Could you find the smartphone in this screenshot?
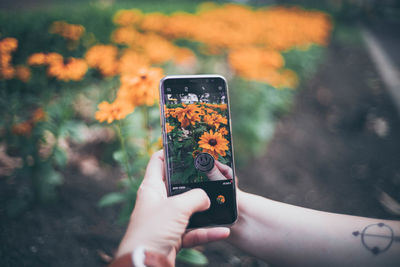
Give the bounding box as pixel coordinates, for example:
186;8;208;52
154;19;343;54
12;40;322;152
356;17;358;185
159;75;237;228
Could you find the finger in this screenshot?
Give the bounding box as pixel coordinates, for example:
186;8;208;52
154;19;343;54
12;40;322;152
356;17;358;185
206;165;228;181
142;150;165;185
182;227;230;248
169;188;210;215
215;160;233;179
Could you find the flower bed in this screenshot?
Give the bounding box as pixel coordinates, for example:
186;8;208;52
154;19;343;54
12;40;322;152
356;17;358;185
0;0;332;221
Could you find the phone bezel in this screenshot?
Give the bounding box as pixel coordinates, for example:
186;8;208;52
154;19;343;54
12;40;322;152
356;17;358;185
159;74;238;228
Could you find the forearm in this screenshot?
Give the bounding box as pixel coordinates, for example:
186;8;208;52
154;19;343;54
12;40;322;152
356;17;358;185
229;191;400;267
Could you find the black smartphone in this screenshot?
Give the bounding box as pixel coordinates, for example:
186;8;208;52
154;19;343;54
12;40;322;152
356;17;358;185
159;75;237;228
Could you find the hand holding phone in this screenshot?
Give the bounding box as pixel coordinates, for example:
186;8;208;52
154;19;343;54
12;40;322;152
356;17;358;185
160;75;238;228
115;150;230;261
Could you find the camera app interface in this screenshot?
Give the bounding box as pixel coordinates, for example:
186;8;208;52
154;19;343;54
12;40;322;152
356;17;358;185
162;77;236;226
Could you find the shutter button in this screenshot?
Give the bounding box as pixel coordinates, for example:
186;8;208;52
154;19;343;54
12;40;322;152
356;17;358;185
194;153;214;172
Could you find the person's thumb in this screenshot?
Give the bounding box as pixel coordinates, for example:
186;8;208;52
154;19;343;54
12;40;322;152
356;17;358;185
169;188;210;216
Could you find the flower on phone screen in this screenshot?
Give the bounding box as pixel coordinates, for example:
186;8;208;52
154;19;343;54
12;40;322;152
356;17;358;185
198;130;229;160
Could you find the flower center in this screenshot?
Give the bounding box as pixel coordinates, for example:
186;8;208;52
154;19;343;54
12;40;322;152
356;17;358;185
112;107;121;114
208;139;217;146
140;74;147;80
63;57;71;65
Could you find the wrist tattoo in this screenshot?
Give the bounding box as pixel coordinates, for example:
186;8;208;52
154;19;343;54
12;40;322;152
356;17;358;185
352;223;399;255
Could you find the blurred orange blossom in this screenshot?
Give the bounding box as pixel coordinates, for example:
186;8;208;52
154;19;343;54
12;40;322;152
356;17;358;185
85;45;119;77
49;21;85;41
95;100;134;124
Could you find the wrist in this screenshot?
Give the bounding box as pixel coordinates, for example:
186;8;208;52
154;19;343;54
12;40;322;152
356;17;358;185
229;190;252;243
110;248;173;267
229;190;278;247
115;228;154;259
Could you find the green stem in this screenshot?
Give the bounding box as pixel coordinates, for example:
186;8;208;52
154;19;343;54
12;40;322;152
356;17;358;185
116;121;133;183
142;106;151;155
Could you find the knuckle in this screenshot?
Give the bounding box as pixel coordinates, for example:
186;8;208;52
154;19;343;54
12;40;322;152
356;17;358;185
196;189;210;205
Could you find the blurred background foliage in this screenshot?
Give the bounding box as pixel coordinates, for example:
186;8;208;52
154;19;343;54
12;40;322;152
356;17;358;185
0;0;332;209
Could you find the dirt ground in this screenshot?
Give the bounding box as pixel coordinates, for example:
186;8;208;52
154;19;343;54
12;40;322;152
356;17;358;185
1;28;400;266
200;28;400;266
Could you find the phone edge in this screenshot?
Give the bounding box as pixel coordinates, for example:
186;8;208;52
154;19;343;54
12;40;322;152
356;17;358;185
159;74;238;228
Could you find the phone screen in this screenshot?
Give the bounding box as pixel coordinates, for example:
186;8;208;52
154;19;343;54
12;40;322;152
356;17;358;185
160;75;237;228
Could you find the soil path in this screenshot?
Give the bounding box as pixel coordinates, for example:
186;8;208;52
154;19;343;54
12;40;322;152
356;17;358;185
237;40;400;219
201;34;400;266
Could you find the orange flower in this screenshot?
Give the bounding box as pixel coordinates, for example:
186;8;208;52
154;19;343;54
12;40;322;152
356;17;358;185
218;127;228;136
32;108;46;122
118;67;163;106
172;104;204;128
140;12;169;33
198;130;229;160
203;113;227;129
46;53;63;64
132;4;332;88
205;103;227;111
27;52;64;67
47;56;88;81
218;104;227;111
165;122;174;133
49;21;85;41
113;9;143;26
0;65;15;79
0;37;18;80
27;53;47;66
0;38;18;54
12;121;33;136
85;45;119;77
138;34;176;64
173;47;197;66
197;105;216;115
228;47;299;88
228;47;285;83
165;106;176;118
95;100;134;123
15;65;31;82
278;69;299;89
192;149;200;159
12;107;46;136
1;53;12;67
118;49;149;75
111;26;142;45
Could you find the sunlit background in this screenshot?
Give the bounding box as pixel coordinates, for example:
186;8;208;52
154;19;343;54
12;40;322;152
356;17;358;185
1;0;400;266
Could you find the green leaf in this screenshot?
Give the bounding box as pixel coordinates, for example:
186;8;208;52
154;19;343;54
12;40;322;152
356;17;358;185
193;125;206;134
177;249;208;266
171;171;183;183
98;192;126;207
35;165;63;203
65;121;85;143
132;155;149;170
113;150;125;164
182;166;196;182
44;168;63;185
53;147;68;167
218;156;228;165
